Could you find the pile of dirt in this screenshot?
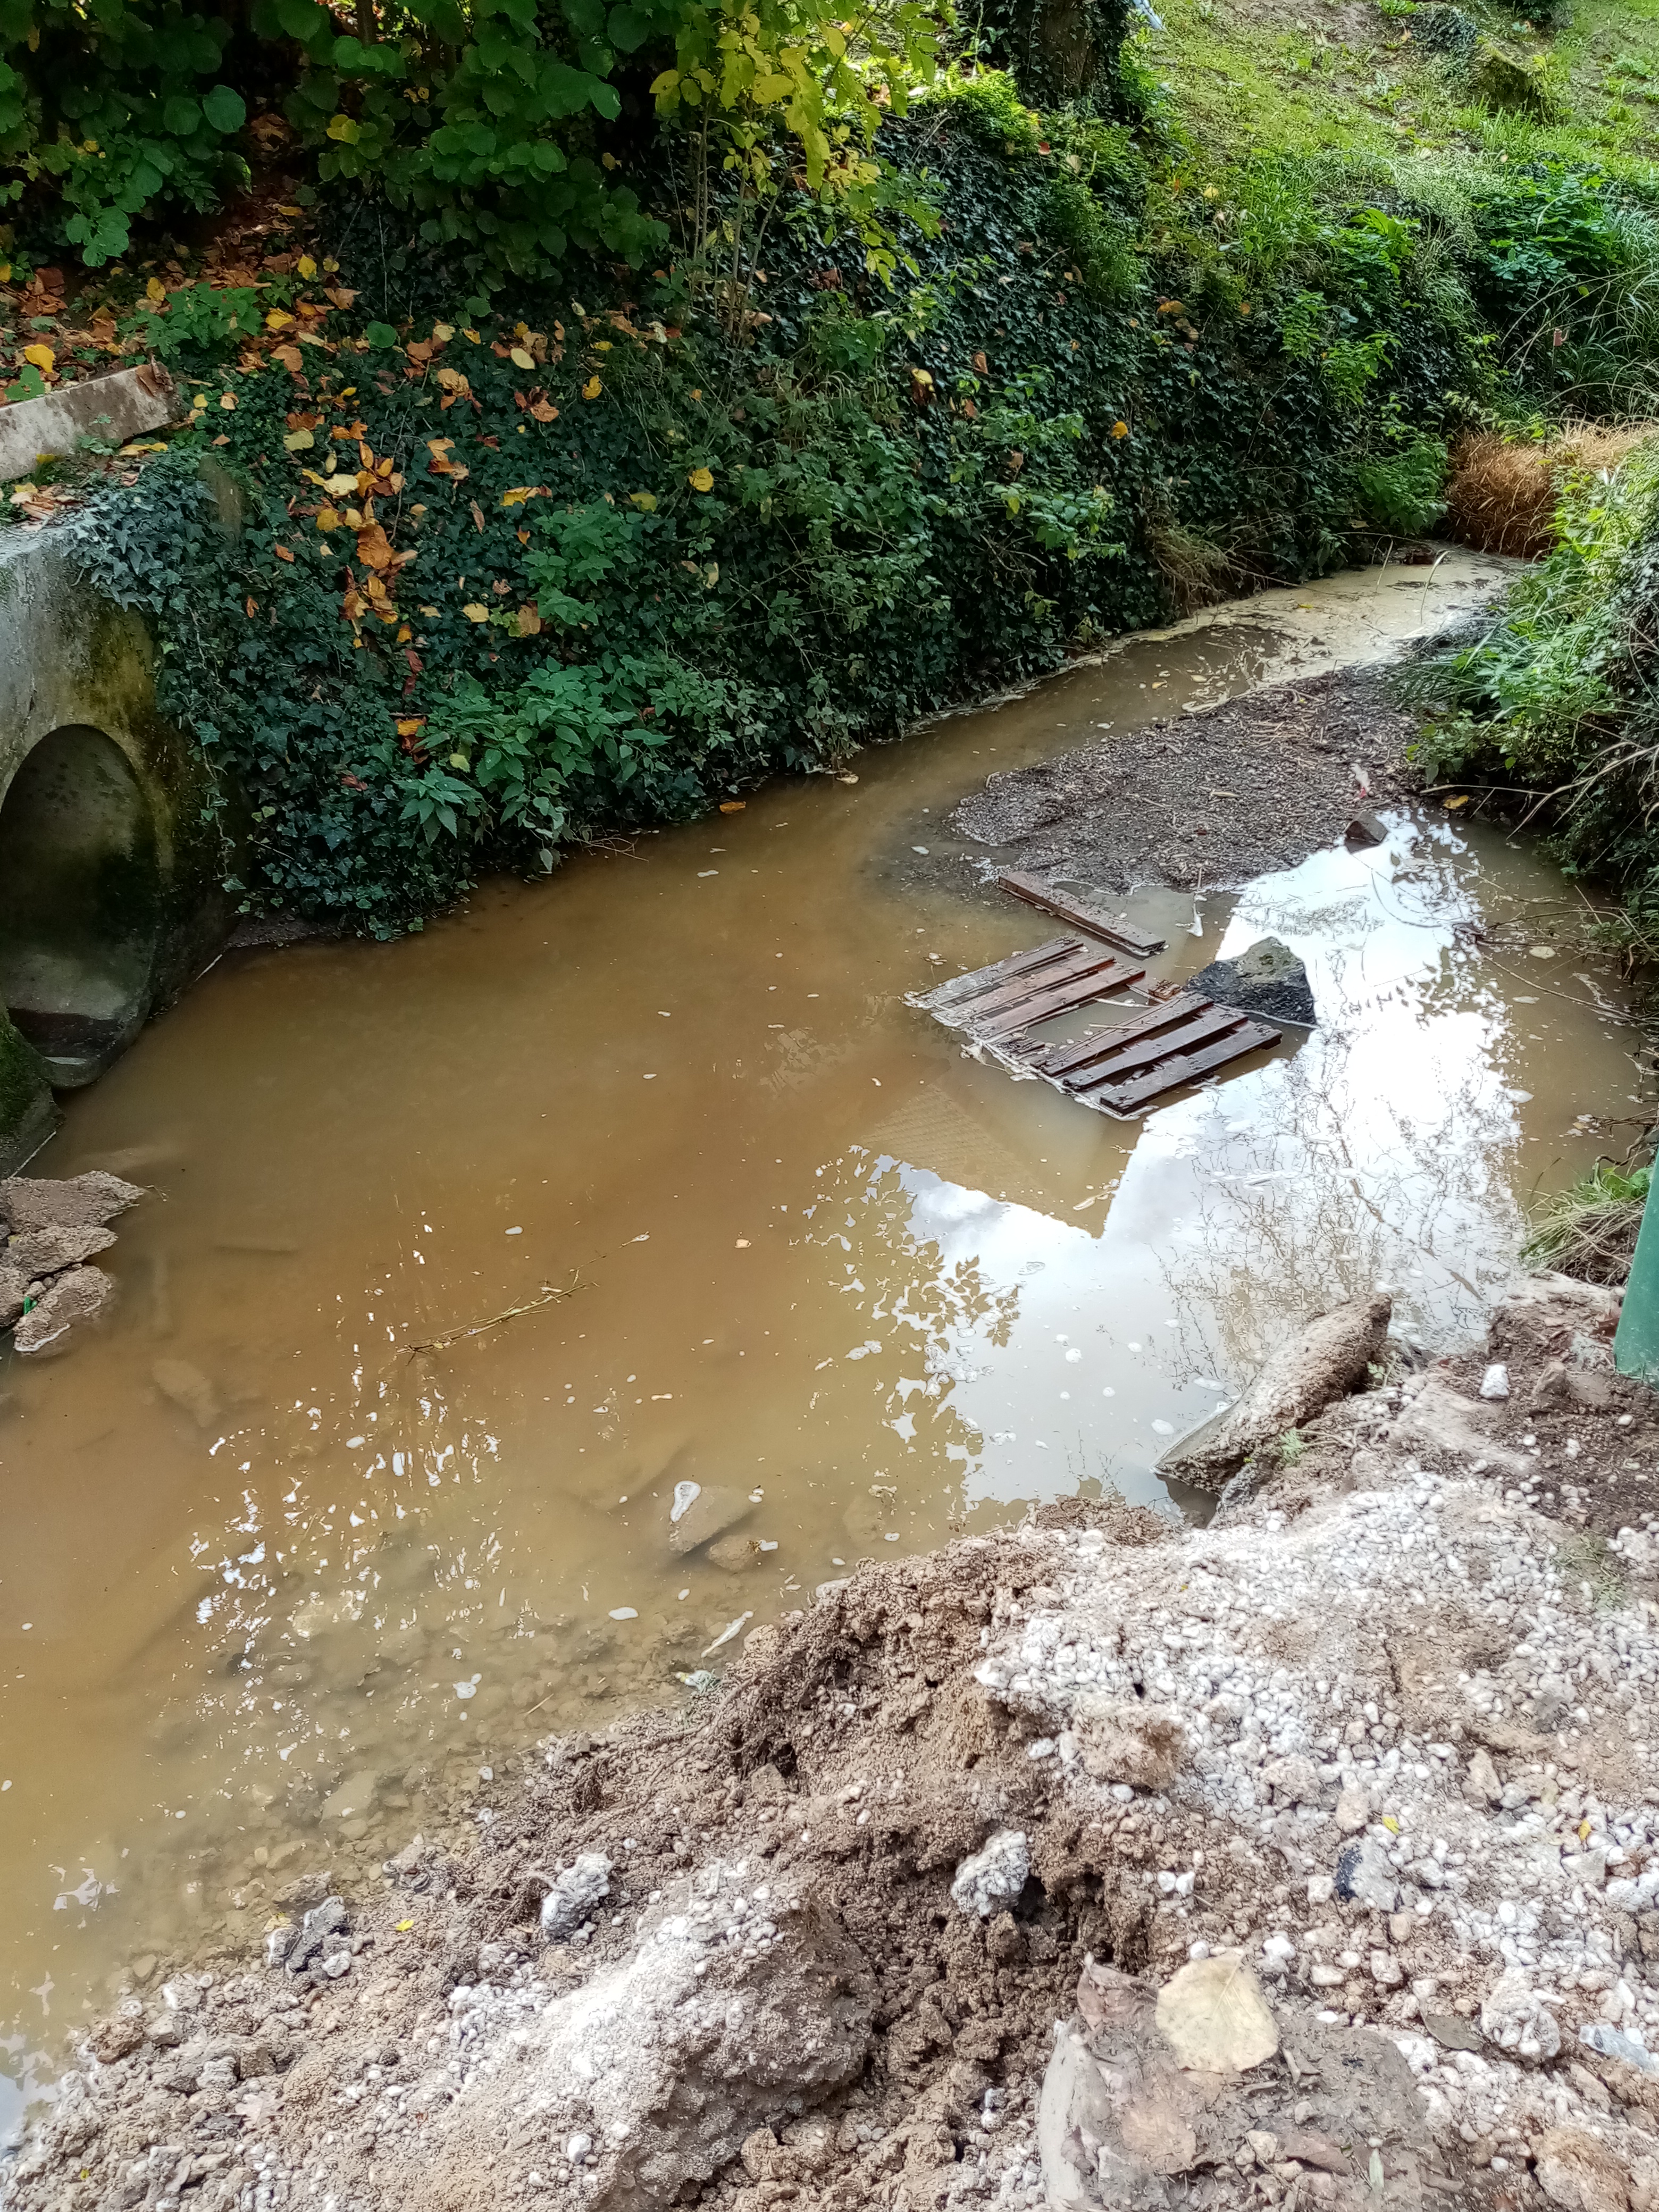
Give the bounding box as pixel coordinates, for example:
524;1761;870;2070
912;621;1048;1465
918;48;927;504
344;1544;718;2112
948;666;1419;896
11;1276;1659;2212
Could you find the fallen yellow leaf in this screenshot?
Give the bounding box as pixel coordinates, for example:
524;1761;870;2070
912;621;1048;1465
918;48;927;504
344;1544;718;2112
396;718;425;738
266;309;295;331
719;800;745;813
500;486;540;507
297;255;316;279
283;429;314;451
22;342;54;371
317;507;339;530
146;277;166;304
462;602;489;621
629;491;658;512
510;346;535;370
582;375;602;399
396;1919;415;1933
688;466;713;492
220;392;237;409
433;321;455;342
1111;420;1129;439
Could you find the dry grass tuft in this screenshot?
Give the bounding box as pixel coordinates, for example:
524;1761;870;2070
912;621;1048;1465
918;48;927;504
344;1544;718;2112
1145;514;1237;611
1445;424;1659;558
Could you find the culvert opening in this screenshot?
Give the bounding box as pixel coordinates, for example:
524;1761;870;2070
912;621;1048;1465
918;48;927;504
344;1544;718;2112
0;725;162;1086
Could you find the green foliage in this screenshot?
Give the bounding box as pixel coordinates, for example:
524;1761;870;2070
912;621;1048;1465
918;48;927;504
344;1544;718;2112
1406;433;1659;940
1522;1159;1651;1284
1354;437;1447;535
0;0;248;263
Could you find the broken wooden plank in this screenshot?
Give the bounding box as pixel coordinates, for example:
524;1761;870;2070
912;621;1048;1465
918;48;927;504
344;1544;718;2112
923;935;1088;1012
1061;1003;1253;1090
974;958;1146;1042
1085;1019;1282;1115
999;871;1167;957
1031;992;1211;1078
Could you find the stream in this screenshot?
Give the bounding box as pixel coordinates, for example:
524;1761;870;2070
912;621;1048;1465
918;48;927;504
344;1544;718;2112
1;553;1650;2115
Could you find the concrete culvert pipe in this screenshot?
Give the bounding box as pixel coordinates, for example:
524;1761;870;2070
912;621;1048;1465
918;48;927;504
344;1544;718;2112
0;723;163;1085
0;524;232;1164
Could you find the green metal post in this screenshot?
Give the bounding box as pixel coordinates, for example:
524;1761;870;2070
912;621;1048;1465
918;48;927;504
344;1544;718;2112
1616;1188;1659;1383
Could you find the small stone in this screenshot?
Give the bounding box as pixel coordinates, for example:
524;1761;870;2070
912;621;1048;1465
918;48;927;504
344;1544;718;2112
1578;2020;1659;2075
1262;1755;1323;1809
1465;1748;1501;1806
567;2133;593;2166
1333;1786;1370;1836
87;2013;145;2064
1562;1849;1607;1889
951;1830;1029;1919
263;1925;297;1970
1423;2010;1485;2053
1388;1912;1415;1946
1344;816;1386;849
1333;1838;1400;1913
1306;1875;1335;1906
1479;1363;1510;1401
1481;1968;1561;2063
540;1853;612;1941
1370;1949;1403;1987
707;1533;763;1572
319;1770;380;1825
1565;1371;1614;1413
667;1483;753;1556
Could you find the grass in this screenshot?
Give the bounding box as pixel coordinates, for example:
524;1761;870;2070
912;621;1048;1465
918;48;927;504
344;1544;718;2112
1522;1161;1652;1281
1137;0;1659;176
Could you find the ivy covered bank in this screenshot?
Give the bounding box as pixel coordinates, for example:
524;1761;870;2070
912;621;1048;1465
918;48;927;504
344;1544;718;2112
4;0;1659;935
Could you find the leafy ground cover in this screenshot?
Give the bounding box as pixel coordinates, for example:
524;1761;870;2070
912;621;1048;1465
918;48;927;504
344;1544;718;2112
4;0;1659;933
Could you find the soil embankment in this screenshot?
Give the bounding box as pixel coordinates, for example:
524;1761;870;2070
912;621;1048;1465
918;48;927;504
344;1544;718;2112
13;1272;1659;2212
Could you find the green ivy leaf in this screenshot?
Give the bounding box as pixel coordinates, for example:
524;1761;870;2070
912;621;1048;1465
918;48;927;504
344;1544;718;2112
364;321;399;347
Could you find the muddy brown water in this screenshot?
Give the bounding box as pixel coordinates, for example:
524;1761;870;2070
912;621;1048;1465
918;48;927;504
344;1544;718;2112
1;555;1649;2113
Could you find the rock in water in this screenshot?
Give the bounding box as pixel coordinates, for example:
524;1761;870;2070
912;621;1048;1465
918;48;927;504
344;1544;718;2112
0;1171;145;1231
152;1358;221;1427
12;1265;115;1354
1187;935;1316;1026
5;1224;116;1274
667;1482;754;1556
1159;1294;1391;1487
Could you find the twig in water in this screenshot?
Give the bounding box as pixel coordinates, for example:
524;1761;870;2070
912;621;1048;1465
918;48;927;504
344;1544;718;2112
408;1273;580;1355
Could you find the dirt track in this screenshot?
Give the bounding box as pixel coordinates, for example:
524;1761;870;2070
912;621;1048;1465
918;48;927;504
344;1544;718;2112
12;1269;1659;2212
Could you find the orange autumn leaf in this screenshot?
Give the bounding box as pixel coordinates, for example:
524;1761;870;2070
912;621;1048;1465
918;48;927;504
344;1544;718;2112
356;522;396;571
273;544;295;562
530;399;559;423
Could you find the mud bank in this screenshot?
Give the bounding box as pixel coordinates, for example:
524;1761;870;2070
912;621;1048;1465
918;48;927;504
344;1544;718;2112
12;1271;1659;2212
948;664;1418;899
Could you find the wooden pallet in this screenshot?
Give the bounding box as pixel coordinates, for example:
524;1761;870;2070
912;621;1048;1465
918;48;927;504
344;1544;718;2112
1034;992;1281;1116
911;956;1281;1118
915;935;1145;1045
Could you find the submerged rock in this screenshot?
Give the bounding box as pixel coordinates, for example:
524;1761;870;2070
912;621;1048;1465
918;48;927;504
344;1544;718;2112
1187;934;1317;1027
